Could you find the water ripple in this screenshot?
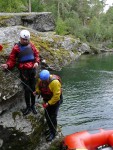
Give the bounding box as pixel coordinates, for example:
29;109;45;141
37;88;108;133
58;53;113;135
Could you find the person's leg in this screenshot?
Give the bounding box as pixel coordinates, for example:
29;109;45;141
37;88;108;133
23;85;31;115
29;68;37;114
20;70;31;115
30;91;37;114
24;85;31;108
45;101;61;141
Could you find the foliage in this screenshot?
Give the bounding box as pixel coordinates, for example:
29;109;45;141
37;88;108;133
31;0;44;12
55;17;68;35
0;0;27;12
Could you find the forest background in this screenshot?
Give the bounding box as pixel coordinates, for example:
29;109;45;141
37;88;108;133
0;0;113;48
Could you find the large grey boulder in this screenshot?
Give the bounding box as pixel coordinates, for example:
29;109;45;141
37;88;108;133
0;12;55;32
0;25;87;111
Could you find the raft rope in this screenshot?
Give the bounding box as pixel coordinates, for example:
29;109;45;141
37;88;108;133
36;97;64;137
44;107;64;137
0;65;34;93
0;65;64;137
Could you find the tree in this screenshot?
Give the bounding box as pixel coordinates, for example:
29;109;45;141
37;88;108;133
0;0;28;12
55;17;68;35
28;0;31;12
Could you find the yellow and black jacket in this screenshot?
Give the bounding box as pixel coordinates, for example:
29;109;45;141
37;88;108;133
36;75;62;105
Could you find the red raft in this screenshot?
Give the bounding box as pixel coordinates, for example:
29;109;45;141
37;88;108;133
62;129;113;150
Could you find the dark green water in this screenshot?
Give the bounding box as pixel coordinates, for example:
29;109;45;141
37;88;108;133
58;53;113;136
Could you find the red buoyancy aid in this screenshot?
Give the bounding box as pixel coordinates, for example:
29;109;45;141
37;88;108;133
39;75;62;102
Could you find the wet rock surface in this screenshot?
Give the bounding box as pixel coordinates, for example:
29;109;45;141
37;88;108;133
0;98;63;150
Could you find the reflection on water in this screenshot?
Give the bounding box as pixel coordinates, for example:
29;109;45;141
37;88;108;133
58;53;113;135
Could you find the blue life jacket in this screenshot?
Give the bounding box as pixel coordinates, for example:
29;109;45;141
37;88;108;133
18;44;35;62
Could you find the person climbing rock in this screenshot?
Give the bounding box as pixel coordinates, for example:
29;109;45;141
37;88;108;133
34;69;63;141
1;29;40;116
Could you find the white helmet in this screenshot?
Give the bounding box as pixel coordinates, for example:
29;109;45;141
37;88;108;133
20;30;30;39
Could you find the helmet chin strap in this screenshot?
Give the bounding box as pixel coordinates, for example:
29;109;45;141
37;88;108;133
21;42;29;46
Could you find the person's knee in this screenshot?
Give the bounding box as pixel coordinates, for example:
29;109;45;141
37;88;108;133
24;86;30;93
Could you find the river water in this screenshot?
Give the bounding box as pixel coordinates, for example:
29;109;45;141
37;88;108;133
58;53;113;136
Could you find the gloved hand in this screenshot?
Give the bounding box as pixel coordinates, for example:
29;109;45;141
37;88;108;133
1;64;8;69
33;91;36;96
33;62;38;68
42;103;49;108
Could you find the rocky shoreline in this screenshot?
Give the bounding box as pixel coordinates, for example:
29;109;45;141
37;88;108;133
0;12;111;150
